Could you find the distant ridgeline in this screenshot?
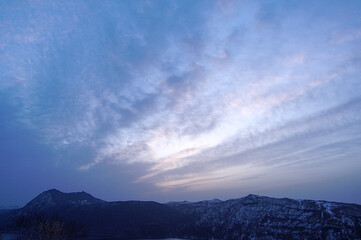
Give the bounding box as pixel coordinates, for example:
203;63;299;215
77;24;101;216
0;189;361;239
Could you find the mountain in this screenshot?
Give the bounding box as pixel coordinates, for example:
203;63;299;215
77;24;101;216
4;189;189;239
21;189;105;213
168;194;361;239
1;190;361;239
58;200;190;239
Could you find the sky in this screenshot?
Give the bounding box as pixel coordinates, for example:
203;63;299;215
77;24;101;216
1;0;361;207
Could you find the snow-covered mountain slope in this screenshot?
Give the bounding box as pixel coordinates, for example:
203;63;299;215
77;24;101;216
3;190;361;239
22;189;105;212
168;194;361;239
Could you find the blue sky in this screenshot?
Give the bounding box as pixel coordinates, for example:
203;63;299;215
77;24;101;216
1;0;361;207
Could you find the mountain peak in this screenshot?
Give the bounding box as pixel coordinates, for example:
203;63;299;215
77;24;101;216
245;193;259;198
245;193;265;198
46;188;61;192
44;189;62;194
22;189;105;212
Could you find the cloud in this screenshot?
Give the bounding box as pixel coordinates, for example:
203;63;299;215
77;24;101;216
1;0;361;199
137;94;361;186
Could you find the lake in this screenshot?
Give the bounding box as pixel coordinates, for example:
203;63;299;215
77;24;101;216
1;233;190;240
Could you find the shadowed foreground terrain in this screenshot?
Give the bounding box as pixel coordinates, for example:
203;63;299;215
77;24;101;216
0;189;360;239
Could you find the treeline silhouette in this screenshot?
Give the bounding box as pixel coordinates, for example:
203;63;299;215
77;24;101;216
11;214;86;240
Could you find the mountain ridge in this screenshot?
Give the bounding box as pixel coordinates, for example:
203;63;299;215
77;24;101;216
19;189;361;207
1;189;360;239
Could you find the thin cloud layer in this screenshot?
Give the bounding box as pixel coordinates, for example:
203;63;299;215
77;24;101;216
1;0;361;203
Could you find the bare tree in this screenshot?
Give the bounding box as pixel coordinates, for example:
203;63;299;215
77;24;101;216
12;216;85;240
38;220;65;240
